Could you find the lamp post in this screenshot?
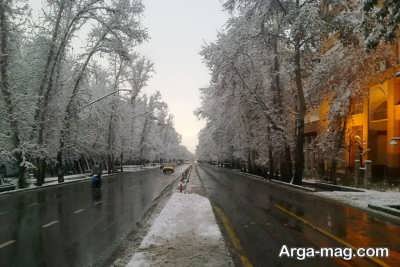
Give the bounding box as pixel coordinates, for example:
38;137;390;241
56;89;132;183
78;89;132;112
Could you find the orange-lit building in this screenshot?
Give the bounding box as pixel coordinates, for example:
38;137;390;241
304;1;400;181
304;52;400;180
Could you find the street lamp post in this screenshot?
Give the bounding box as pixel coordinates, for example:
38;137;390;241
57;89;132;184
78;89;132;112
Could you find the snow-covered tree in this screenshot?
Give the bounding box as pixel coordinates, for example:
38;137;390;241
363;0;400;48
0;0;190;187
196;0;397;184
0;0;31;186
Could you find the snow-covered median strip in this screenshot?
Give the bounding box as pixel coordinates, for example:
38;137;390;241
126;193;233;267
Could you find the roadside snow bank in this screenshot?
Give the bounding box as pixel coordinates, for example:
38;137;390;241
126;193;233;267
316;190;400;210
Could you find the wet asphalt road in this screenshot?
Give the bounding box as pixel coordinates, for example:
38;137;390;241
0;166;187;267
196;164;400;267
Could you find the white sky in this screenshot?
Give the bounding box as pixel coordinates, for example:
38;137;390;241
139;0;228;152
29;0;228;153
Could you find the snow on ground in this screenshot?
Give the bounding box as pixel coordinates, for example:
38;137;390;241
8;164;161;189
124;165;161;172
126;191;233;267
316;189;400;210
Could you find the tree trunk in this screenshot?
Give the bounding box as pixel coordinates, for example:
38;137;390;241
292;0;306;185
139;115;150;161
55;149;64;182
329;119;347;184
120;152;123;172
34;0;65;143
285;145;293;178
35;2;66;185
248;150;256;174
280;145;292;182
106;58;124;174
269;25;293;182
36;0;94;143
293;38;306;185
107;154;113;174
36;158;46;185
329;159;338;184
266;126;274;179
268;147;274;179
56;31;108;181
318;158;326;179
107;111;115;174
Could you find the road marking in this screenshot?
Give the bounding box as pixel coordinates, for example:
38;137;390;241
41;220;59;228
213;205;254;267
274;204;391;267
94;201;103;206
0;240;16;249
73;208;85;214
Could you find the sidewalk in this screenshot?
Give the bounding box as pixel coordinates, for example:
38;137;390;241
126;169;233;267
316;189;400;209
315;189;400;220
18;165;160;189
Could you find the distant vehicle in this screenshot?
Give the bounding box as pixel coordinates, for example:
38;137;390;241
162;164;175;175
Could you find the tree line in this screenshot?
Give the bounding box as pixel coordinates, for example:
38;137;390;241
0;0;191;187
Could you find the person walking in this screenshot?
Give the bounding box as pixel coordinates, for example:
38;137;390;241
91;162;102;201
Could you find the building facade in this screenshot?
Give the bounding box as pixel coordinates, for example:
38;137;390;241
304;52;400;181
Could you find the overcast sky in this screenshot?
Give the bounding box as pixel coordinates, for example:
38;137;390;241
29;0;228;153
139;0;228;152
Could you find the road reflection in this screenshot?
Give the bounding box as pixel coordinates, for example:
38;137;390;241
198;164;399;267
0;166;186;267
